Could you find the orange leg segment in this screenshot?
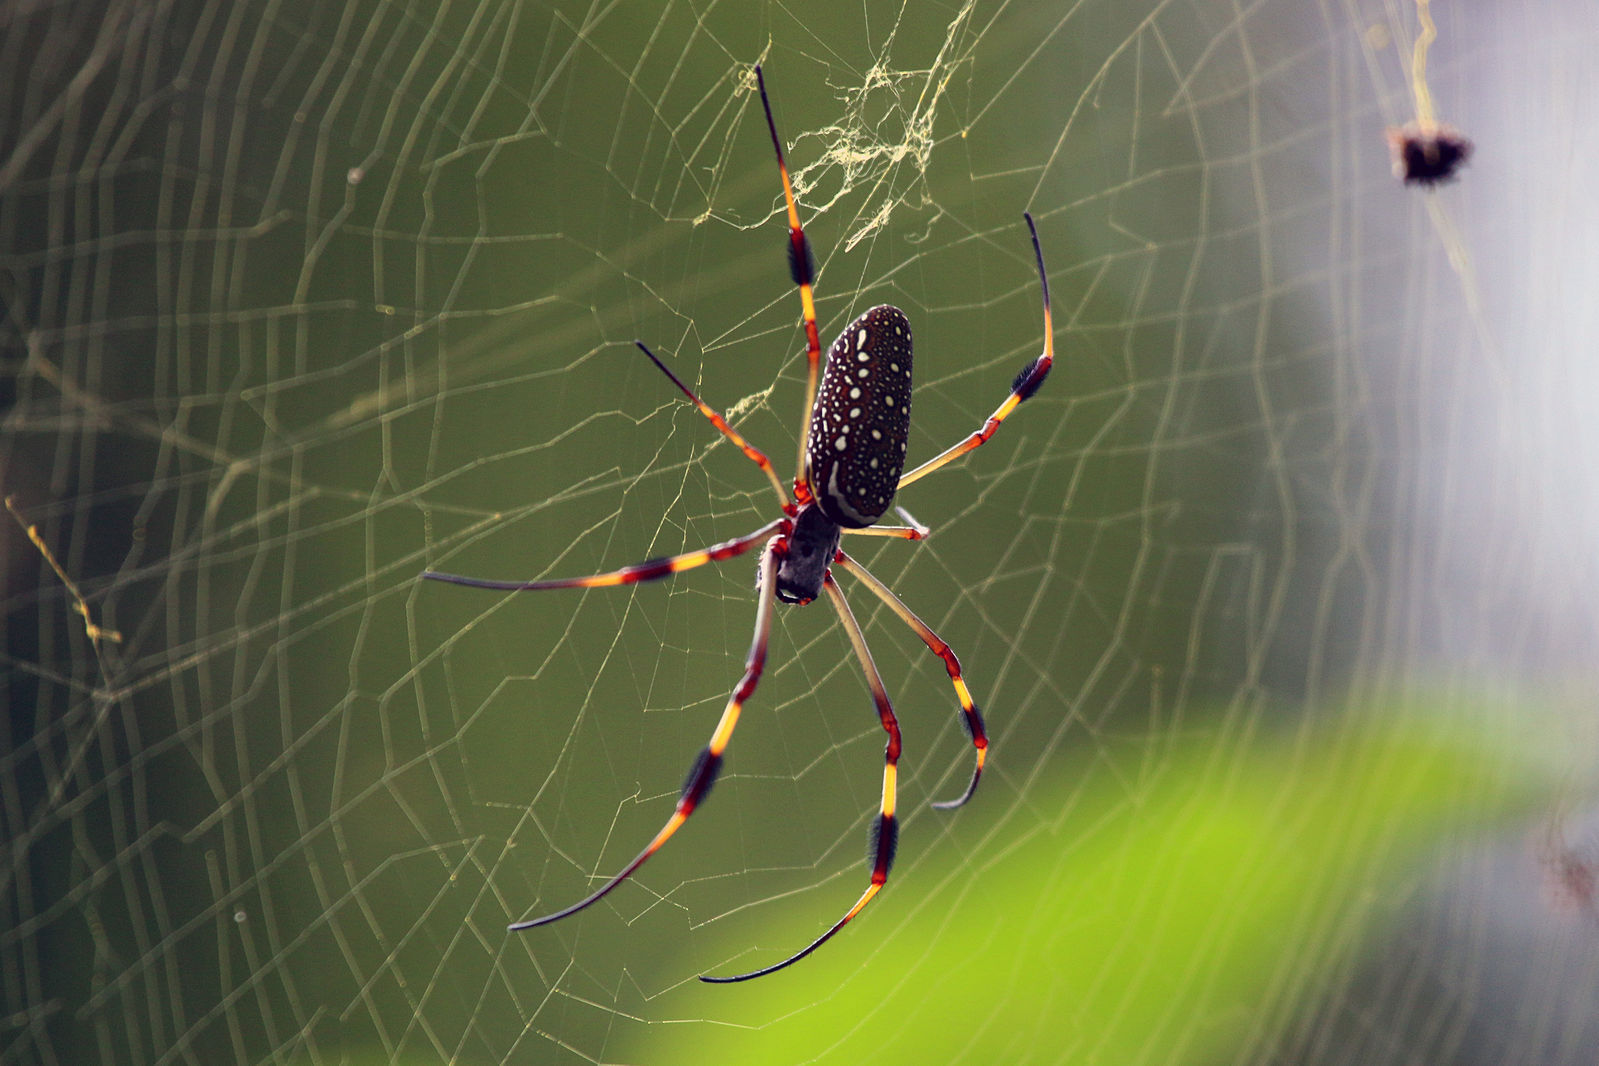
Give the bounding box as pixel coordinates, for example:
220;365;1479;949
636;341;791;507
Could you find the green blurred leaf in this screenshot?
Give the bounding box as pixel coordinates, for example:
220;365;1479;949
633;700;1545;1064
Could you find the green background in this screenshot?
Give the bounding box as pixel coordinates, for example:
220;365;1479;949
4;1;1596;1063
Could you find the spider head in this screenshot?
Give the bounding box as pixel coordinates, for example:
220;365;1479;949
774;503;841;604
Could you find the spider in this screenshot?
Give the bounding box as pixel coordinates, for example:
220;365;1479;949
423;65;1054;982
1385;120;1472;185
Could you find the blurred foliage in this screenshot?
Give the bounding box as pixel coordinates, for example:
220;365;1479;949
628;697;1546;1064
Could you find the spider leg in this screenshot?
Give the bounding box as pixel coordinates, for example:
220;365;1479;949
755;64;822;500
422;518;786;591
701;571;899;982
508;536;783;932
896;212;1054;491
833;551;986;809
635;342;791;507
842;507;931;541
840;525;927;541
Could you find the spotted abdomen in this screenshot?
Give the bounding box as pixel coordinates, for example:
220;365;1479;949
806;305;913;528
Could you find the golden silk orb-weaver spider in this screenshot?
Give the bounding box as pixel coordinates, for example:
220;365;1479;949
422;65;1055;982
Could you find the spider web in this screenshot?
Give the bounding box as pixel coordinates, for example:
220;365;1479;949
5;0;1599;1063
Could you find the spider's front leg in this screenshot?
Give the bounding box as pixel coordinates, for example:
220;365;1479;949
754;64;823;497
834;551;986;809
896;212;1055;491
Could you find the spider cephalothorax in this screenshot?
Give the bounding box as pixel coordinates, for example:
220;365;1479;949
775;503;841;605
423;64;1055;983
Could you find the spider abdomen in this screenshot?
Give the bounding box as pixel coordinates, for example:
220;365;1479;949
806;305;913;528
